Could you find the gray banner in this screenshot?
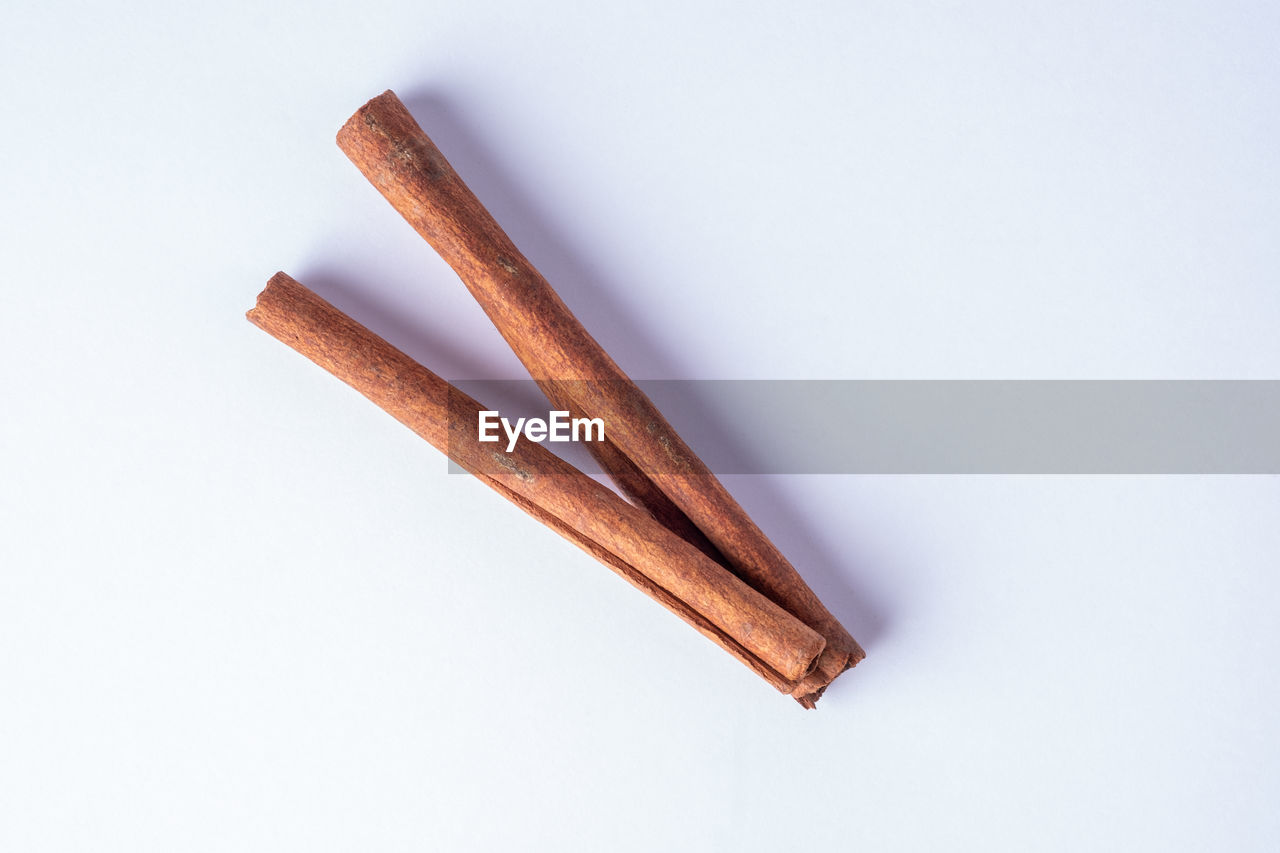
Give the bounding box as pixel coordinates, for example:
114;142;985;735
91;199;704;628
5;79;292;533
448;380;1280;474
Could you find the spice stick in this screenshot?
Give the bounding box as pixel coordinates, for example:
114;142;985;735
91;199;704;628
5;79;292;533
336;90;863;704
247;272;827;689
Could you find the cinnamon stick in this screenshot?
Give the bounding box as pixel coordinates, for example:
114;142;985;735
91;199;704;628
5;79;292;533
336;91;863;704
247;272;827;690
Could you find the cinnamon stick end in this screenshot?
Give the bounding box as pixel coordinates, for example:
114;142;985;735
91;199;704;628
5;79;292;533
336;89;404;152
789;639;866;708
246;272;297;328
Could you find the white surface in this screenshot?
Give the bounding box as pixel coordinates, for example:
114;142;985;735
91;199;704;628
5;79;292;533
2;2;1278;850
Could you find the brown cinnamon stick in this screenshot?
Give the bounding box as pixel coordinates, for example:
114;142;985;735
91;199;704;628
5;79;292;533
336;91;863;704
248;272;827;690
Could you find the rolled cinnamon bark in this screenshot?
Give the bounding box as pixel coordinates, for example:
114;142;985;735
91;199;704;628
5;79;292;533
247;272;826;688
336;91;863;704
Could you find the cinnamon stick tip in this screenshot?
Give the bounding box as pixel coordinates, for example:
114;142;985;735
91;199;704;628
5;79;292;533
848;642;867;668
246;271;296;326
337;88;403;148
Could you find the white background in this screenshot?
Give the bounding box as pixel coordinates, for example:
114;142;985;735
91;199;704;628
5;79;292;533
3;2;1278;850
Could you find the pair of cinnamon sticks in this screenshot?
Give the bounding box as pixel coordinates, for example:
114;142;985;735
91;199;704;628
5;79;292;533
248;90;863;706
